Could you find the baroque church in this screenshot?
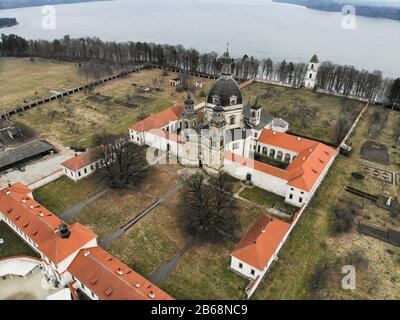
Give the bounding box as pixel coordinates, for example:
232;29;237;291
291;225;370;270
130;49;288;173
129;50;335;208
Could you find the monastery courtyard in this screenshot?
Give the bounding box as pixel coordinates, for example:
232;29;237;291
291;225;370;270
33;159;299;299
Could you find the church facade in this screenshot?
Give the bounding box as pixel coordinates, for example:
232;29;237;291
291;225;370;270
129;51;335;207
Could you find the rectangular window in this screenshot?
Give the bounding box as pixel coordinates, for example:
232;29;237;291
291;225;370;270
78;171;81;177
239;263;243;269
299;197;303;203
289;194;293;200
251;269;255;276
84;168;87;174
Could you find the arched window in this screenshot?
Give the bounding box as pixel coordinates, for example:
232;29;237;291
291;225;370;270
251;111;256;118
213;95;220;105
263;146;268;155
269;149;275;157
230;116;235;125
230;96;237;105
277;151;283;160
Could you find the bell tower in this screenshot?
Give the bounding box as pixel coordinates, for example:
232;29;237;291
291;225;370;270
181;93;197;130
304;54;320;89
204;105;226;174
249;99;262;127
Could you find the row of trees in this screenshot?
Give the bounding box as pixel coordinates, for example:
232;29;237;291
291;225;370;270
316;62;395;102
0;33;398;105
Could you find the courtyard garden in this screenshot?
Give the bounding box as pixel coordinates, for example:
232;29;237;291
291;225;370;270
13;66;214;148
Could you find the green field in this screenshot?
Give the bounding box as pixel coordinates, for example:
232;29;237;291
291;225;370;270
33;175;107;215
242;82;364;145
14;67;214;148
0;57;85;113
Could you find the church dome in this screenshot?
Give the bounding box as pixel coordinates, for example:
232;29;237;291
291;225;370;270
207;77;243;107
207;49;242;107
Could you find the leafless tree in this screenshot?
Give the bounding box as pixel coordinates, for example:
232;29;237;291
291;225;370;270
93;134;148;188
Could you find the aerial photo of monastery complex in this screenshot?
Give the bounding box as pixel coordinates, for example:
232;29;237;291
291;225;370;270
0;43;399;301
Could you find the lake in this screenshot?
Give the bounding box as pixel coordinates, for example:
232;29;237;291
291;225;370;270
1;0;399;77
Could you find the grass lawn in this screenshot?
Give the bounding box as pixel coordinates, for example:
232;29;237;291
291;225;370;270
252;105;400;300
33;175;108;216
240;185;297;214
242;82;364;145
158;200;264;300
0;222;38;259
15;68;214;148
69;188;155;241
0;57;85;113
108;200;187;278
67;166;179;241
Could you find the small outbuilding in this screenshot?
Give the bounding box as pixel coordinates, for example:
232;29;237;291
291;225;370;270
169;78;182;87
195;81;203;88
0;140;55;172
61;150;102;182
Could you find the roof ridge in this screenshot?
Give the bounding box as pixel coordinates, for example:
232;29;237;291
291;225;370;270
84;249;150;300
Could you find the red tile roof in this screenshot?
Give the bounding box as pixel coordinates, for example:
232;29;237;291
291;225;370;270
231;214;290;270
227;130;336;192
258;130;317;154
61;151;99;172
38;223;97;265
130;104;184;132
286;142;335;191
0;184;62;247
0;184;96;264
68;247;173;300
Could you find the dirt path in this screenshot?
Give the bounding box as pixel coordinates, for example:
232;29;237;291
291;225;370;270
60;188;111;221
99;181;183;249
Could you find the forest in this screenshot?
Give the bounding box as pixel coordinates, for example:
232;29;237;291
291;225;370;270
0;18;17;28
0;33;399;107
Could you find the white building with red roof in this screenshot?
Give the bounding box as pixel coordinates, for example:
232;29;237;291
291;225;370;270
231;214;290;280
61;150;102;182
0;183;173;300
225;130;337;207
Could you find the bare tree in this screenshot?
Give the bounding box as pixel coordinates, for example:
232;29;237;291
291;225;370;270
180;172;238;243
93;134;148;188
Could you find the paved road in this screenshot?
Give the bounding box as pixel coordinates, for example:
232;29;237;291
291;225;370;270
99;181;184;249
60;188;111;221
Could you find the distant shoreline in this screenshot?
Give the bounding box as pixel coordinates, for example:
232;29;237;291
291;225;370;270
0;18;18;29
272;0;400;22
0;0;110;11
